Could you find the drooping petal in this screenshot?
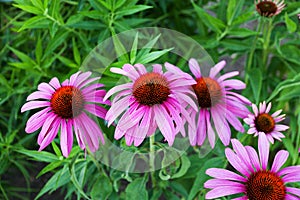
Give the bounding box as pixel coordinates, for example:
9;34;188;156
258;132;270;170
189;58;201;78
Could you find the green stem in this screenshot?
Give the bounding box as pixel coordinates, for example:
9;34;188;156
262;18;273;72
149;134;156;188
245;18;263;84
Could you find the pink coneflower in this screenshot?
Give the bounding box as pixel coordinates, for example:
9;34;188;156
205;133;300;199
188;59;251;147
21;71;109;157
103;63;197;146
244;101;289;144
255;0;285;17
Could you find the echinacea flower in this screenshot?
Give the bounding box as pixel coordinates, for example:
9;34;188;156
244;101;289;144
21;71;109;157
187;59;251;148
103;63;197;146
205;133;300;200
255;0;285;17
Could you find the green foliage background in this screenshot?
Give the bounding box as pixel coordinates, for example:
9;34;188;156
0;0;299;199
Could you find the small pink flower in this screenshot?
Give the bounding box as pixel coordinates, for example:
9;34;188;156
255;0;285;17
104;63;197;146
187;59;251;148
244;101;289;144
21;71;109;157
205;133;300;199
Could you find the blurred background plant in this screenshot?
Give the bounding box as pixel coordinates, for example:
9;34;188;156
0;0;299;199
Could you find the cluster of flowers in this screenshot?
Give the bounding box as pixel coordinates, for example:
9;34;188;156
21;58;299;199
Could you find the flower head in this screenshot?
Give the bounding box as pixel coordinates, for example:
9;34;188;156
244;101;289;144
255;0;285;17
21;71;109;157
103;63;197;146
205;133;300;199
187;59;251;148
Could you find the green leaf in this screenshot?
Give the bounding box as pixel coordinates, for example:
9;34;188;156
31;0;44;11
188;157;224;200
226;0;236;24
43;31;69;59
130;32;139;64
285;12;297;33
137;48;173;64
13;4;43;15
35;165;70;200
91;175;113;200
248;68;262;104
36;161;63;178
8;46;36;65
16;149;59;163
35;35;43;64
18;16;50;32
192;2;225;34
221;39;251;51
228;28;258;37
57;55;78;68
116;5;152;16
171;155;191;179
232;11;254;26
72;38;81;65
125;177;148;200
51;141;62;157
267;73;300;101
111;30;129;62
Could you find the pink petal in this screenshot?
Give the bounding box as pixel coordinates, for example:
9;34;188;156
173;91;198;111
206;168;247;182
85;104;107;119
245;146;261;172
152;64;162;74
204;179;245;189
69;71;81;86
189;58;201;78
154;105;175;146
231;139;254;173
37;82;55;93
78;77;100;89
282;173;300;183
252;104;259;116
278;166;300;176
285;194;300;200
25;108;51;133
225;148;251;177
134;107;151;146
26;91;52;101
225;109;244;133
196;109;206;146
270;150;289;173
105;95;131;126
60;119;73;157
49;77;61;89
103;83;132;101
265;102;272;113
271;109;282;117
74;71;92;88
286;187;300;197
134;63;147;75
209;60;226;79
21;101;50;112
38;117;60;151
258;132;270;170
211;106;230;146
205;186;245;199
206;111;216;148
222;79;246;90
123;64;139;80
37;113;57;145
218;71;239;82
274;124;289;131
